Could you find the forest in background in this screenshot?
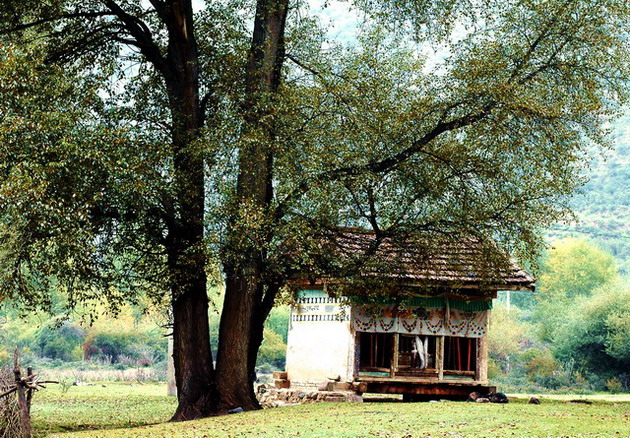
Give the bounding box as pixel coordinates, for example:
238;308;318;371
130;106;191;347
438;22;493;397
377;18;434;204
553;111;630;274
0;110;628;392
489;109;630;393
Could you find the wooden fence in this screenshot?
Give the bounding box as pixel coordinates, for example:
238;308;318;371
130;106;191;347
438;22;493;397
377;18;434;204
0;351;57;438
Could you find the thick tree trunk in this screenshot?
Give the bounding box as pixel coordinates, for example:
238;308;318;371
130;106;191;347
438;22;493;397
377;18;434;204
216;266;264;411
167;123;218;420
159;0;219;421
215;0;289;412
170;269;218;420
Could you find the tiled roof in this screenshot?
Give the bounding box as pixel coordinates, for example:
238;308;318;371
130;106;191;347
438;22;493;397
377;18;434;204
315;229;535;291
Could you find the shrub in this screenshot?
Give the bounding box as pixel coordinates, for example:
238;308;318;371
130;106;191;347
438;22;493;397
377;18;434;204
523;348;558;382
83;331;134;361
257;328;286;370
487;357;501;379
83;326;167;365
606;377;623;394
552;279;630;379
36;323;85;361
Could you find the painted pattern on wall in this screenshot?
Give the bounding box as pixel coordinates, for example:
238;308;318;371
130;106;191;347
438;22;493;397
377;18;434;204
353;305;489;338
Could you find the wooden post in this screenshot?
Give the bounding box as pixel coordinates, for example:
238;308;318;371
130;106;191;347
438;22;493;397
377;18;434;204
14;367;31;438
437;336;444;381
370;334;375;368
466;339;472;371
476;336;488;383
392;334;399;375
166;336;177;397
26;367;33;411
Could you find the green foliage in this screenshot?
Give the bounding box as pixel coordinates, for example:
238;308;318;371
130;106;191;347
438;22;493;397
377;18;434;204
552;279;630;382
264;306;290;343
1;0;628;314
0;304;168;370
540;238;618;298
487;304;532;372
0;42;174;315
522;348;558;382
1;0;629;413
604;305;630;361
554;111;630;275
257;328;286;370
83;326;166;365
252;306;290;370
534;239;619;342
35;323;85;362
606;377;623;394
491;248;630;393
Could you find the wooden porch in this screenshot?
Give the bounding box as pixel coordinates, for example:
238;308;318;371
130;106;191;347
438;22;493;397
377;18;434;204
356;374;496;400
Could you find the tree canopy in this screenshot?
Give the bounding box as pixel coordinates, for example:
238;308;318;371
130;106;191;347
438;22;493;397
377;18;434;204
1;0;629;419
540;237;618;298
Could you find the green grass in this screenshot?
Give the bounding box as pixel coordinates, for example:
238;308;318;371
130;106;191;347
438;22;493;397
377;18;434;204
31;384;630;437
31;383;175;437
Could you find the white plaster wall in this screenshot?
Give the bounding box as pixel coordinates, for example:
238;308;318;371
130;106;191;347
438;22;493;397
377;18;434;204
286;310;355;385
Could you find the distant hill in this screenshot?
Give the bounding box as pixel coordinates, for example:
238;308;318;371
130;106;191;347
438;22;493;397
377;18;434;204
550;109;630;274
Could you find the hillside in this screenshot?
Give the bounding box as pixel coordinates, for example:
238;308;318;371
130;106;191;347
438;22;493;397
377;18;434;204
551;109;630;273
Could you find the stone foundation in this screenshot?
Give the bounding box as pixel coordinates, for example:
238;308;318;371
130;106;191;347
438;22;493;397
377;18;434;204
257;388;363;408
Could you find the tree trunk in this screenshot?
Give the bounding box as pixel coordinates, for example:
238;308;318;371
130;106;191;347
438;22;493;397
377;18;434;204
170;270;218;420
160;0;219;421
215;0;289;412
216;266;264;411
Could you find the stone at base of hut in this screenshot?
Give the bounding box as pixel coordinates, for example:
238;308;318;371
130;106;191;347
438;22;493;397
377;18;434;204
467;391;482;402
257;388;363;408
274;379;290;389
351;382;368;393
529;397;541;404
489;392;509;403
273;371;288;380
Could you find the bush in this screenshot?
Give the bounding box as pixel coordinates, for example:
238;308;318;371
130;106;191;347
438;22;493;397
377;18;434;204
257;328;286;370
606;377;623;394
83;327;167;365
552;279;630;379
522;348;558;382
36;323;85;361
487;357;501;379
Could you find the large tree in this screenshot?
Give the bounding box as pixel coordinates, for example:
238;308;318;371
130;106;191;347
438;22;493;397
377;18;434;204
1;0;628;419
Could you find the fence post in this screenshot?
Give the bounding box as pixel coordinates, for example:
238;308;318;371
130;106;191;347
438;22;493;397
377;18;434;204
14;367;31;438
13;350;31;438
26;367;33;412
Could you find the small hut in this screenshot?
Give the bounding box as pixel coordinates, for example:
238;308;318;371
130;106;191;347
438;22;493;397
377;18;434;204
282;230;535;399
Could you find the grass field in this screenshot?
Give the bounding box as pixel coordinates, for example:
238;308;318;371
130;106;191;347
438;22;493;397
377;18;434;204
31;383;630;437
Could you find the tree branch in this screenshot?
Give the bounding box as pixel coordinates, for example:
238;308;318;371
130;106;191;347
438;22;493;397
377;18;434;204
0;10;114;35
103;0;171;78
273;104;494;222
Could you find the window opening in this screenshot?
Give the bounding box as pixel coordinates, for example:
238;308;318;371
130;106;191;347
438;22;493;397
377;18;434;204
444;336;477;373
359;332;393;371
396;335;437;374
